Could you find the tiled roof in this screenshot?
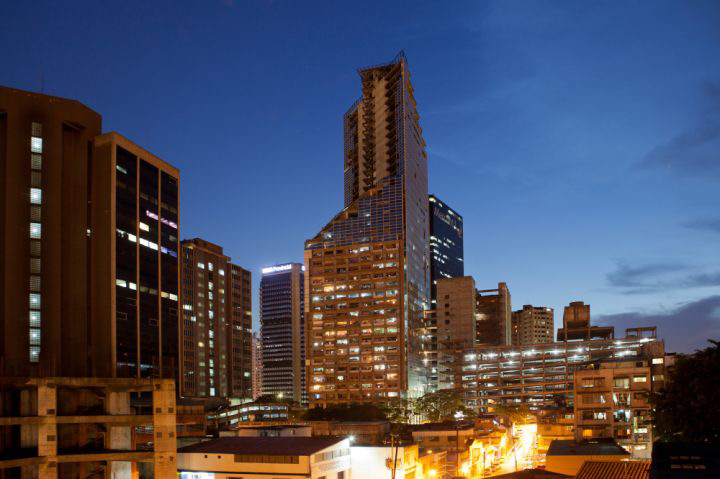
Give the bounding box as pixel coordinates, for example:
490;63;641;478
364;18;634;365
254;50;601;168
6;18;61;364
178;436;345;456
491;468;571;478
576;460;650;479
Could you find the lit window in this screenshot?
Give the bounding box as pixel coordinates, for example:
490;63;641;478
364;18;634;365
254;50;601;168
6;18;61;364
219;269;225;276
197;262;205;269
30;188;42;204
31;137;43;153
652;358;664;364
30;223;41;239
139;222;149;231
29;311;41;327
30;293;41;309
633;376;647;383
208;262;213;271
29;329;41;345
29;346;40;363
116;279;127;288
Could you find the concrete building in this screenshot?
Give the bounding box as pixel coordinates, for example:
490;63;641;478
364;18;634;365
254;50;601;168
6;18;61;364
573;353;667;459
0;377;176;479
430;277;477;390
260;263;305;404
512;305;554;345
309;421;390;445
557;301;613;342
476;282;512;346
457;328;665;414
545;439;630;476
304;52;430;406
177;436;351;479
180;239;252;399
428;194;464;308
0;87;180;381
251;332;262;400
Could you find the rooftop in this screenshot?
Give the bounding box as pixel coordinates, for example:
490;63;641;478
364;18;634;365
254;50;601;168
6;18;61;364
546;439;630;457
575;461;650;479
178;437;345;456
491;469;571;479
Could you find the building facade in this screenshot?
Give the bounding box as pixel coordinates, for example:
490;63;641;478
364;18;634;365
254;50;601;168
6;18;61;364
260;263;305;403
0;87;180;381
304;52;430;406
251;332;263;400
476;282;512;346
574;356;667;459
512;305;554;345
457;329;665;414
180;239;252;399
432;277;477;390
428;194;463;308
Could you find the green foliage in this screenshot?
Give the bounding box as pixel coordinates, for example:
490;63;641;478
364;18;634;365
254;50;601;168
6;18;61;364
652;339;720;443
413;389;470;422
382;399;414;424
491;404;532;424
302;403;388;421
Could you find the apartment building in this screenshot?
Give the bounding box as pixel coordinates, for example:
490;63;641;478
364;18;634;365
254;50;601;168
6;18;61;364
512;305;554;345
180;239;252;399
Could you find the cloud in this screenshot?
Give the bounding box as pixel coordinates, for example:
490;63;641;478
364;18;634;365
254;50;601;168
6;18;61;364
606;261;720;294
641;82;720;179
685;217;720;234
595;296;720;353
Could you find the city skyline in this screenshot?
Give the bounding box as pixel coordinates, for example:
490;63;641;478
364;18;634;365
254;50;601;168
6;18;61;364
2;0;718;354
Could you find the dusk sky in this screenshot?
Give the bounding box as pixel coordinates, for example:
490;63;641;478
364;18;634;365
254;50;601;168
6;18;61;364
2;0;718;353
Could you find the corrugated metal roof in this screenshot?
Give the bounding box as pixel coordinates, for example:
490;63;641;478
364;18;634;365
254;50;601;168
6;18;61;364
576;460;651;479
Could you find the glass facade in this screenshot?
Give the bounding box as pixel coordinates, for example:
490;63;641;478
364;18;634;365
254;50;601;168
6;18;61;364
115;145;179;380
259;264;305;404
428;195;464;307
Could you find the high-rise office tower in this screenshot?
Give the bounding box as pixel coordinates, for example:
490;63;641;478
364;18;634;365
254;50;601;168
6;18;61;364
251;332;263;400
511;305;554;345
476;282;511;346
304;52;430;406
260;263;305;404
0;87;180;380
557;301;614;341
428;195;463;308
179;239;252;399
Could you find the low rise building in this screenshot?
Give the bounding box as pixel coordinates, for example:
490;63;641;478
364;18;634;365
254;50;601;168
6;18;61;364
177;436;351;479
573;355;666;459
576;460;650;479
545;439;630;476
220;425;312;438
410;421;476;451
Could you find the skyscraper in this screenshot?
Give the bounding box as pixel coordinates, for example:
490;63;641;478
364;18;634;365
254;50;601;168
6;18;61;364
304;52;430;406
428;194;464;308
179;239;252;399
511;305;554;345
260;263;305;404
476;282;512;346
0;87;180;380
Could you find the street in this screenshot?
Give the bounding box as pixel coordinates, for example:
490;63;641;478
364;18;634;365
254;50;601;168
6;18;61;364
488;423;537;477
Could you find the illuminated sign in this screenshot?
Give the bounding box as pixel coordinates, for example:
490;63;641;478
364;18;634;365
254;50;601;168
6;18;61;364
261;264;291;274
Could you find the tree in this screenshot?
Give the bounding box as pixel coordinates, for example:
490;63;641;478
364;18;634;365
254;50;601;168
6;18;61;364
492;404;533;424
413;390;470;422
382;398;415;424
652;339;720;443
302;403;387;421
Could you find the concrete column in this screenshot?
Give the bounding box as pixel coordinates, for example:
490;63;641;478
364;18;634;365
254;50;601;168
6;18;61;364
105;390;132;479
36;381;57;479
152;380;177;479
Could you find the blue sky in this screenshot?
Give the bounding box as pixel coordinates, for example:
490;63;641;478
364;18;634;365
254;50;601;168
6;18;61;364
2;0;718;352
